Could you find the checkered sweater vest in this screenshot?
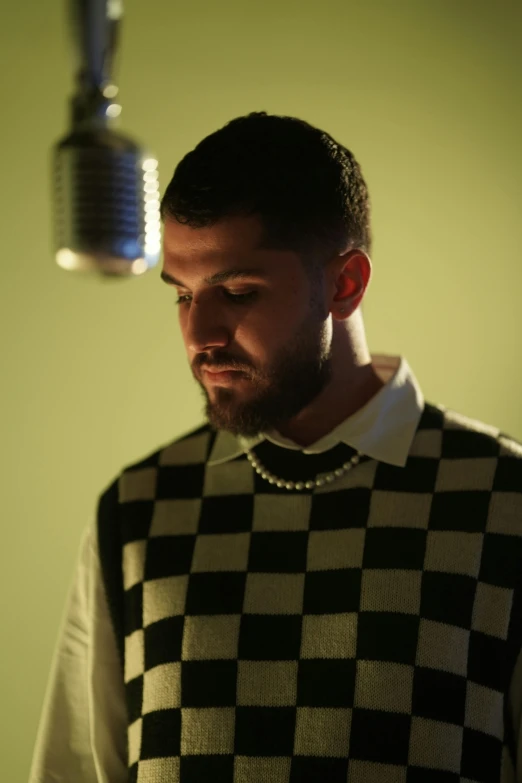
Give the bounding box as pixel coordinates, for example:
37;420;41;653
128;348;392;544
97;402;522;783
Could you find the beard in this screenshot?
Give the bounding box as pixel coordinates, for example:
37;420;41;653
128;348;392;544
193;298;333;438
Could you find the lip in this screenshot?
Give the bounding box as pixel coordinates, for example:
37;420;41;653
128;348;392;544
203;367;239;374
203;368;245;383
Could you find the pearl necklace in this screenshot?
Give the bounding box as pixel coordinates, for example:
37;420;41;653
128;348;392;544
245;448;361;491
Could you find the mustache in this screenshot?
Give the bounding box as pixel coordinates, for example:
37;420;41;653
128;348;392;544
194;355;253;373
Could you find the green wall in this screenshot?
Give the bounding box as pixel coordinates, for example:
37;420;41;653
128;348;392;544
2;0;521;779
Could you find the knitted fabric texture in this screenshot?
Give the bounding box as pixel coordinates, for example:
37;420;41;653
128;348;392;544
97;402;522;783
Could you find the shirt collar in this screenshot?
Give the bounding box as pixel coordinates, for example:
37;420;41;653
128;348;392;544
207;354;424;468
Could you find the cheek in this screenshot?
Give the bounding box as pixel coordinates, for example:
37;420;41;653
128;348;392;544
235;316;297;370
232;323;268;361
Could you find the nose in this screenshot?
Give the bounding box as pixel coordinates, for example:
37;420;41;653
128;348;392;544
185;297;230;355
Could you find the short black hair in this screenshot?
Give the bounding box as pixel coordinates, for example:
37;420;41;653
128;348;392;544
160;111;372;273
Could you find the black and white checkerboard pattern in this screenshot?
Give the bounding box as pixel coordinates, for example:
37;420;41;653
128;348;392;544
97;402;522;783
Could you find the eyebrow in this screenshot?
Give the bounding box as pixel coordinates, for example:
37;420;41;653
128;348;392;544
160;268;267;287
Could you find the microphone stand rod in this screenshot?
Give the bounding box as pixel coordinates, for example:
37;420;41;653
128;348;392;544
68;0;123;127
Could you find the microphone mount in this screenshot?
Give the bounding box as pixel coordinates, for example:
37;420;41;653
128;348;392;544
69;0;122;128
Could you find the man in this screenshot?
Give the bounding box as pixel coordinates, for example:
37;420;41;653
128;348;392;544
30;112;522;783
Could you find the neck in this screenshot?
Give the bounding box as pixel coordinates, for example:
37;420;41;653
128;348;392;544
275;313;384;448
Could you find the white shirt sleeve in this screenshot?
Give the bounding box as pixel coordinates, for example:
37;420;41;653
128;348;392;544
28;517;128;783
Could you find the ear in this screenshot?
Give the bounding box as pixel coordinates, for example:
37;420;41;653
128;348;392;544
331;250;372;321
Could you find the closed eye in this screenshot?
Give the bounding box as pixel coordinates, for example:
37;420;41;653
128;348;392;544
175;290;258;306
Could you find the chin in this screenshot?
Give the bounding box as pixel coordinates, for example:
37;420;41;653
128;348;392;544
204;399;266;438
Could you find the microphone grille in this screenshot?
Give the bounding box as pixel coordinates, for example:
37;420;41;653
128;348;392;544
53;129;160;277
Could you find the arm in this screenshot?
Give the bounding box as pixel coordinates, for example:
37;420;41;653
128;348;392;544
28;519;128;783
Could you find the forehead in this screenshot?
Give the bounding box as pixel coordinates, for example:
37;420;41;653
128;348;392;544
161;215;302;283
163;214;263;259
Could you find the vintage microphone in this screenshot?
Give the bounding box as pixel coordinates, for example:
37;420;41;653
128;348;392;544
52;0;161;278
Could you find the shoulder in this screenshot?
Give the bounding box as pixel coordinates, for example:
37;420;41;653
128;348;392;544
98;422;216;506
418;401;522;540
418;401;522;462
122;422;216;474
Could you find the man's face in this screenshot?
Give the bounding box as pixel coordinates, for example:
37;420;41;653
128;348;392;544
161;214;334;437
